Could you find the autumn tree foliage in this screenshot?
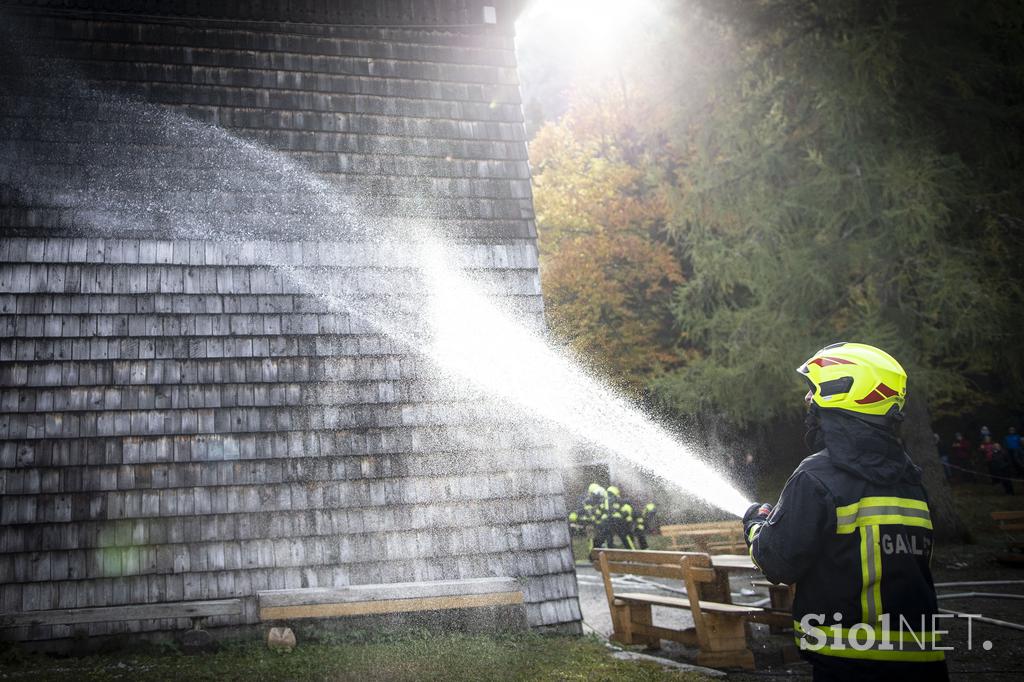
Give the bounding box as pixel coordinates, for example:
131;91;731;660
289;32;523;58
530;90;684;388
525;1;1023;450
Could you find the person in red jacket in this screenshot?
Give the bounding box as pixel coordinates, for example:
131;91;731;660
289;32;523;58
949;433;972;483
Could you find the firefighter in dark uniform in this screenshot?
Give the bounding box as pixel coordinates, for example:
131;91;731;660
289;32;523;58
574;483;613;550
744;343;948;681
633;502;657;549
606;485;637;549
568;482;604;537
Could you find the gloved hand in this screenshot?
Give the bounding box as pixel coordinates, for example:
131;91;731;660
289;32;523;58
742;502;773;547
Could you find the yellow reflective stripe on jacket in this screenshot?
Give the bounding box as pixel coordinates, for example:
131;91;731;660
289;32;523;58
839;497;931;624
859;524;883;623
793;620;946;662
747;523;763;570
836;497;932;534
793;620;943;643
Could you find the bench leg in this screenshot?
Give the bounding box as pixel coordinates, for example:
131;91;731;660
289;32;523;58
696;570;732;604
627;603;661;650
609;603;631;645
610;603;660;648
694;614;755;670
768;585;794;635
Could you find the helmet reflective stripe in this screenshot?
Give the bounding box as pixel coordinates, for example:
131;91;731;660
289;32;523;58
797;342;907;417
855;382;899;405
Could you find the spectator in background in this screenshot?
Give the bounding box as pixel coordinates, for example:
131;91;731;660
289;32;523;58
979;436;997;482
981;425;992;440
1004;426;1022;474
935;433;951;481
950;432;973;483
990;443;1014;495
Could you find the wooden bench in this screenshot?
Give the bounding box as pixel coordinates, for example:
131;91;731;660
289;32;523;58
593;549;761;670
992;511;1024;566
660;520;739;543
0;599;242;630
257;577;525;625
660;522;746;554
751;579;794;633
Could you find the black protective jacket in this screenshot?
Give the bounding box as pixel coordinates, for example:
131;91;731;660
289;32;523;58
749;410;948;680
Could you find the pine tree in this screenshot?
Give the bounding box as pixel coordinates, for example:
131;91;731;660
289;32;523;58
653;0;1024;538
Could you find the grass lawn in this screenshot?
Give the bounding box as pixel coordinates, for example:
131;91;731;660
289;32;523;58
0;632;713;682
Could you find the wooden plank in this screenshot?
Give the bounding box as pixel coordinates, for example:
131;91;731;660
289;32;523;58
997;523;1024;532
604;562;684;580
0;599;242;627
592;549;695;564
659;520;739;536
257;578;520;608
748;609;793;628
615;592;763;615
687;566;719;583
664;529;733;538
630;621;700;647
991;511;1024;521
596;552;617;613
259;591;523;621
710;555;757;571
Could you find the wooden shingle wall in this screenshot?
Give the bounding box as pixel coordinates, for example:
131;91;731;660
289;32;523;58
0;0;581;640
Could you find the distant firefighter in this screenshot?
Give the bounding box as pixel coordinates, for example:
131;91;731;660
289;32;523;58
569;483;655;551
606;486;637;550
568;483;610;550
633;502;657;549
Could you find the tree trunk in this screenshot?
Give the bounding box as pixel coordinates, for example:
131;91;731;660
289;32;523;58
902;395;971;543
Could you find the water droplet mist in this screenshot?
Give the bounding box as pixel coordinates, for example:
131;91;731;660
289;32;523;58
1;53;753;519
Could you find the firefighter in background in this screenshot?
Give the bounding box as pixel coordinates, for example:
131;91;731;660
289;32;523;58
633;502;657;549
568;483;613;550
590;484;614;549
606;485;637;549
568;482;604;536
744;343;947;682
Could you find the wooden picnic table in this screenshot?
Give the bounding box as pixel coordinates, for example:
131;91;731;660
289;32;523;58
711;555;795;632
591;549;793;669
711;554;757;571
698;554;756;603
707;554;793;632
663;527;747;553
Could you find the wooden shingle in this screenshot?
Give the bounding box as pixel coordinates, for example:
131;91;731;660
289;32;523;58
0;1;580;640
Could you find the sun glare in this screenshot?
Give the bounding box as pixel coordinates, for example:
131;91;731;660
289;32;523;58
516;0;659;66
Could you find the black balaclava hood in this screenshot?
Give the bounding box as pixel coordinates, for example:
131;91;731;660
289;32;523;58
805;405;921;485
804;404;825;453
